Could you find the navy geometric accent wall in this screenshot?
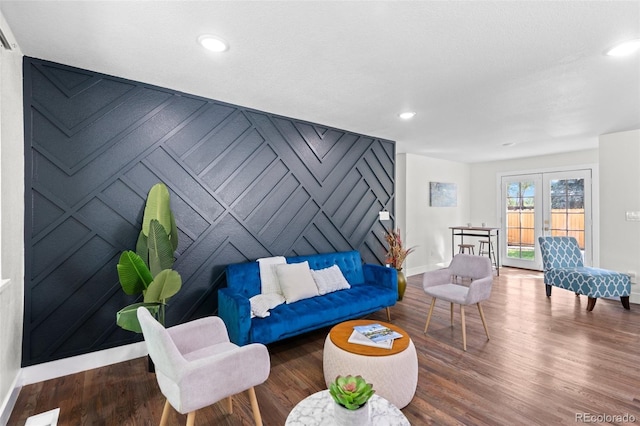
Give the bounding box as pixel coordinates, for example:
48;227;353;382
22;57;395;366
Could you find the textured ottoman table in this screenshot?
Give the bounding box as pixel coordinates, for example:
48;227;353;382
323;319;418;409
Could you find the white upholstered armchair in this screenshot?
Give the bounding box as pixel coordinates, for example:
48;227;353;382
137;307;271;426
422;254;493;351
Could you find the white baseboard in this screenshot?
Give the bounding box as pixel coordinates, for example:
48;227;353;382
406;263;448;277
19;342;147;387
0;373;21;426
2;343;147;423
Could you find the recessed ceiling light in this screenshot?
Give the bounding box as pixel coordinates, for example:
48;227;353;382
606;39;640;56
198;35;229;52
399;111;416;120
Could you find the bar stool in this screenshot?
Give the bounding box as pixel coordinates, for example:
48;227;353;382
458;244;475;255
478;240;497;268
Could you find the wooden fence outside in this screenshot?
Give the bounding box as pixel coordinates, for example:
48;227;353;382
506;209;585;248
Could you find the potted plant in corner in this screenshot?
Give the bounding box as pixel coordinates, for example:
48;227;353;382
329;375;375;426
115;183;182;336
384;228;415;301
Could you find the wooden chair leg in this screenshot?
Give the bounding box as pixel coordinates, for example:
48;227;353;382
621;296;630;310
477;303;490;340
247;386;263;426
386;306;391;321
159;399;171;426
450;302;454;326
424;298;436;333
460;305;466;351
587;297;597;311
545;284;552;297
225;396;233;414
186;411;196;426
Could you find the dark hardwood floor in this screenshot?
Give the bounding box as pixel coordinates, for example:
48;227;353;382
9;268;640;425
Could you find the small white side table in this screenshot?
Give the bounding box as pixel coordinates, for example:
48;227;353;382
285;390;409;426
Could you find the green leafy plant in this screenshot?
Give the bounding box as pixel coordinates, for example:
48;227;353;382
116;183;182;333
329;375;375;410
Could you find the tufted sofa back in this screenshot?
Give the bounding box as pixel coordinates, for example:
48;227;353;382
225;250;366;298
287;250;365;286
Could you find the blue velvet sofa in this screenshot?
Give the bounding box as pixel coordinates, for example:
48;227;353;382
219;251;398;346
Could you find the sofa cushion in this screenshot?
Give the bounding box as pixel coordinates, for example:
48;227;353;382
276;261;319;303
257;256;286;295
311;265;351;295
250;283;392;344
287;251;365;286
544;267;631;298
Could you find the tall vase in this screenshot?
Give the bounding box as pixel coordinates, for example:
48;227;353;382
396;269;407;301
333;402;370;426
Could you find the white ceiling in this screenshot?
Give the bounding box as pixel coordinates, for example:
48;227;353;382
2;1;639;163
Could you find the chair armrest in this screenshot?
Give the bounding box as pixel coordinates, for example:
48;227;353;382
182;343;270;401
422;268;452;289
167;317;230;354
218;288;252;346
363;264;398;292
465;276;493;305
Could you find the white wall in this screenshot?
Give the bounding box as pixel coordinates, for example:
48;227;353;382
397;150;602;278
396;153;471;276
0;12;25;424
599;129;640;303
468;149;599;232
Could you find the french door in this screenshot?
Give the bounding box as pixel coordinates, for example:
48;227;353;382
500;169;592;270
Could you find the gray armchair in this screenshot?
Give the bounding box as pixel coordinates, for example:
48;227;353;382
137;307;270;426
422;254;493;351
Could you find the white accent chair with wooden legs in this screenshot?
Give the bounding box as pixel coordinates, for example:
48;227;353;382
422;254;493;351
137;307;270;426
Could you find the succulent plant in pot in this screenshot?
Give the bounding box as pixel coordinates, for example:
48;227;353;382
329;375;375;410
329;375;375;425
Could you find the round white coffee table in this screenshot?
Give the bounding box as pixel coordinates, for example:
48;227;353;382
323;320;418;409
285;390;409;425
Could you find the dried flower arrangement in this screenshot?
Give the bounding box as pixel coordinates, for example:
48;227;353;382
384;228;415;270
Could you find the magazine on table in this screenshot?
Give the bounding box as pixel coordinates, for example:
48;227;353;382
347;329;393;349
352;323;403;343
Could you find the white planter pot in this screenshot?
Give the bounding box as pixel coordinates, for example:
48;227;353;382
333;401;370;426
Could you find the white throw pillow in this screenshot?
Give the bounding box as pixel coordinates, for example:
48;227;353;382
249;293;286;318
276;261;319;304
311;265;351;295
257;256;286;295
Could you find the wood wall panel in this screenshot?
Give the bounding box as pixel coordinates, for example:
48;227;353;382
22;57;395;366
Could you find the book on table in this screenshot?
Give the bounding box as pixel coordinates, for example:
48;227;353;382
347;329;394;349
347;323;403;349
353;323;403;343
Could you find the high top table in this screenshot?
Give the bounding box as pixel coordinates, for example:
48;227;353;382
450;226;500;275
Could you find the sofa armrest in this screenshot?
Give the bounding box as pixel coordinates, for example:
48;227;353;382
218;288;252;346
363;264;398;293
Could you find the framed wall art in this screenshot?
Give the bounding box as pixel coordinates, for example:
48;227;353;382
430;182;457;207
